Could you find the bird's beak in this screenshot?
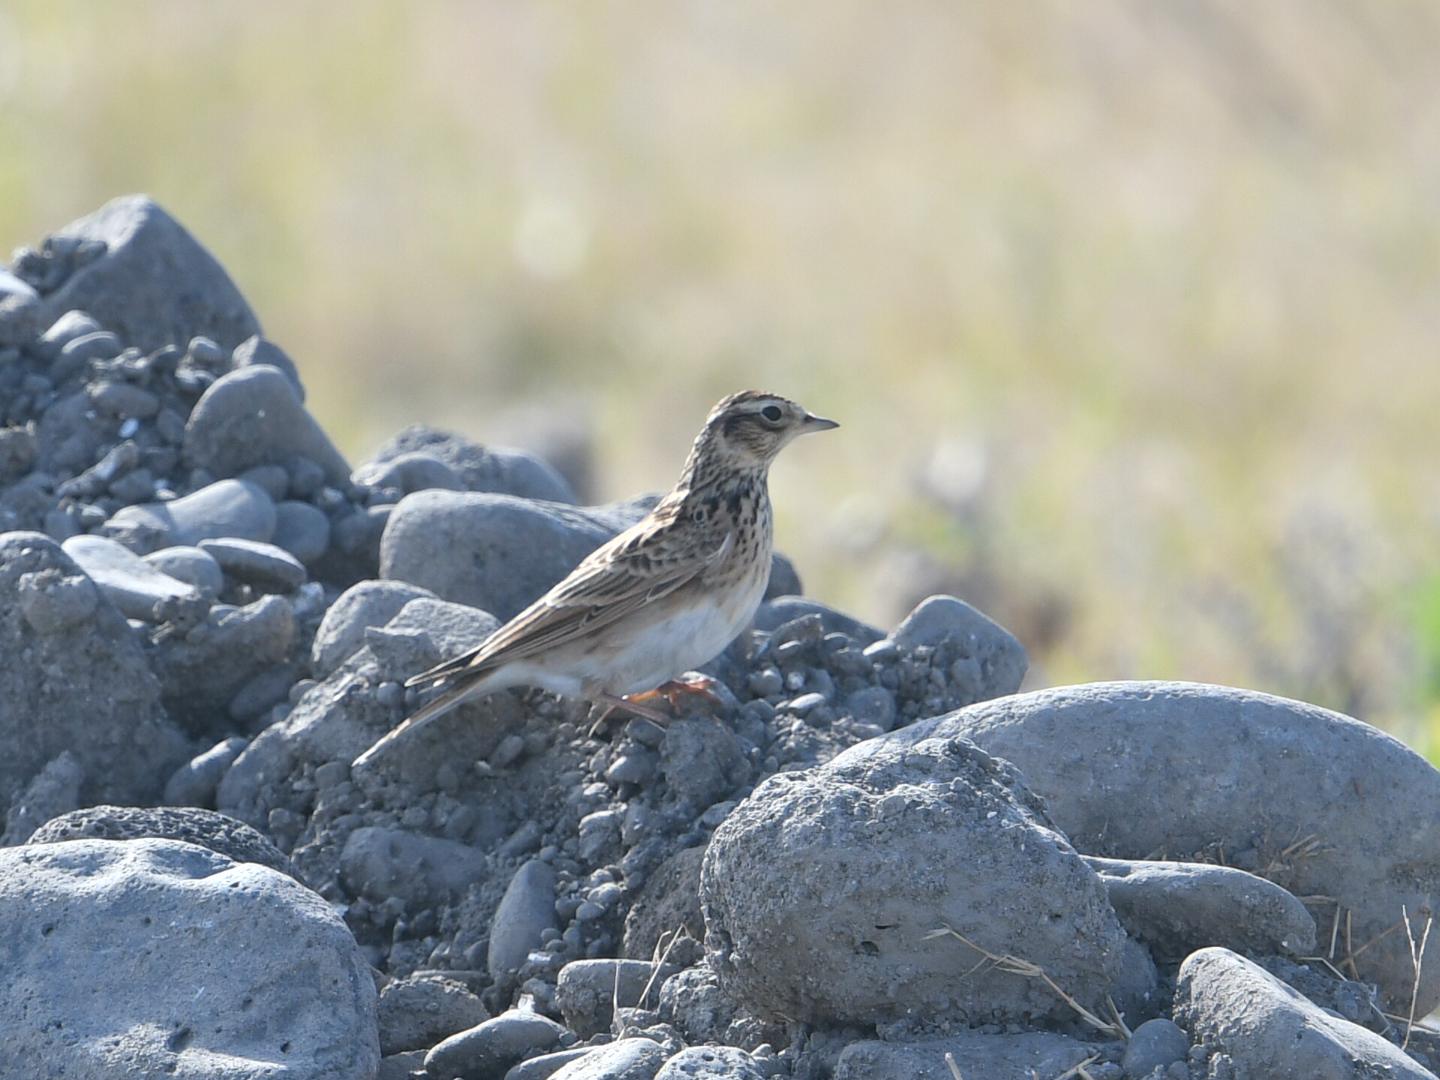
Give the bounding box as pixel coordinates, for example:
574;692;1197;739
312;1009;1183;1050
801;412;839;433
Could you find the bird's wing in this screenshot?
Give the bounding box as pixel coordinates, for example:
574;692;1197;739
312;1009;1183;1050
405;506;730;687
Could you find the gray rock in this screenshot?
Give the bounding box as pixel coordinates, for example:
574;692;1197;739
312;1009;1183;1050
364;424;578;503
548;1038;668;1080
751;597;884;643
58;328;122;371
556;959;677;1037
229;661;301;725
183;365;350;486
702;734;1128;1026
623;846;707;960
104;478;277;552
654;1047;765;1080
29;804;290;875
1;750;83;845
62;533;200;619
834;1032;1112;1080
31;194;260;353
0;838;375;1079
0;423;36;483
656;962;747;1046
239;464;292;501
425;1009;566;1080
149;594;297;730
762;552;802;601
36;308;101;357
853;681;1440;1015
378;1050;427;1080
1122;1018;1189;1080
312;579;437;677
888;594;1028;698
340;826;489;908
89;378;159;420
0;532;187;808
354;450;466;495
380;490;655;620
661;719;750;813
384;596;501;668
489;858;560;982
231;334;304;401
199;536;308;592
1175;947;1432;1080
506;1049;594;1080
1086;856;1316;962
163;736;250;808
144;545;224;596
377;971;489;1055
841;686;897;731
273;500;331;563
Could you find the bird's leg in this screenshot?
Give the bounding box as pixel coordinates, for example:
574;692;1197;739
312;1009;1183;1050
592;692;673;725
628;674;722;713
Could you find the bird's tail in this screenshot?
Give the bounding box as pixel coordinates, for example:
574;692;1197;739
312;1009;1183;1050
350;679;480;772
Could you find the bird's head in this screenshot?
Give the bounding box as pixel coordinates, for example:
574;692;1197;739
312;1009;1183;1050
688;390;838;475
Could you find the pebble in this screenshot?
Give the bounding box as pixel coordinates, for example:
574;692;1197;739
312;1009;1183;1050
488;859;560;982
61;533;200;620
424;1010;566;1080
1122;1019;1188;1079
607;750;659;787
88;379;158;419
784;692;828;717
654;1046;767;1080
143;546;224;597
162;736;249;808
38;310;101;358
231;334;305;401
228;661;301;724
104;478;277;552
198;537;307;593
625;717;667;749
238;464;290;501
545;1037;667;1080
505;1048;594;1080
490;734;527;769
272;500;330;563
353;450;466;495
16;568;99;634
377;971;488;1056
339;826;489;908
56;329;121;375
310;579;437;677
842;686;897;732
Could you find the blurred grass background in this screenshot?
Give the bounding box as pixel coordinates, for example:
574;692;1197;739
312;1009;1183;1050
5;1;1440;750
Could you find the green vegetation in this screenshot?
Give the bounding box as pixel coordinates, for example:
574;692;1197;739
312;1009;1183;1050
6;2;1440;749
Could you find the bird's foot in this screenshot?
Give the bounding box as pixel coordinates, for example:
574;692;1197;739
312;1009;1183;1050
588;692;674;736
629;674;722;714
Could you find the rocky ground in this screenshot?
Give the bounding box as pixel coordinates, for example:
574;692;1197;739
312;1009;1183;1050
2;195;1440;1080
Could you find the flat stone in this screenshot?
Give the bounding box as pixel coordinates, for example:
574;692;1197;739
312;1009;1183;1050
0;838;375;1079
273;500;330;563
339;826;488;908
29;804;290;875
162;736;249;809
104;478;277;552
311;579;437;677
61;533;200;620
380;490;655;620
32;194;261;353
489;858;559;982
424;1010;566;1080
183;365;350;486
199;537;308;592
363;424;577;503
143;545;224;597
1175;947;1433;1080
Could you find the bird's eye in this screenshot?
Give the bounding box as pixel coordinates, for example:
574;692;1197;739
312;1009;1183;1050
761;405;783;422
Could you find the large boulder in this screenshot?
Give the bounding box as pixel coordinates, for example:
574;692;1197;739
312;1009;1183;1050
24;194;260;352
0;838;377;1079
0;532;187;808
838;681;1440;1015
702;734;1129;1027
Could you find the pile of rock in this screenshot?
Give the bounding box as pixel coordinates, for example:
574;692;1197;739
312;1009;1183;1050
2;196;1439;1080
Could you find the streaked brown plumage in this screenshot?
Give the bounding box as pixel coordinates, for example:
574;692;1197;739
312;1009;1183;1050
352;391;837;770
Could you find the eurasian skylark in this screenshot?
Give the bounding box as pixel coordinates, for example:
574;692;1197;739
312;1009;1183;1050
352;390;837;769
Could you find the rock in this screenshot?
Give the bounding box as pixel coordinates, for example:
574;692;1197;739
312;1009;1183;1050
163;736;249;808
231;334;305;401
702;734;1128;1027
841;686;897;731
29;805;290;875
887;594;1028;698
751;597;884;643
311;579;437;677
383;596;500;669
183;365;351;486
660;719;750;813
0;838;375;1079
623;846;707;960
857;681;1440;1015
57;328;123;375
36;308;101;357
378;1051;427;1080
548;1038;668;1080
339;826;489;908
273;500;331;563
506;1049;594;1080
0;533;187;808
144;545;224;597
313;503;392;587
1;750;83;845
354;450;466;495
0;272;41;346
199;536;308;592
1175;947;1433;1080
364;424;578;503
556;959;676;1037
1122;1018;1189;1080
490;859;560;982
149;594;297;731
1085;856;1316;962
424;1009;566;1080
240;464;292;501
762;552;802;601
104;478;278;553
0;424;36;483
89;378;159;420
654;1047;766;1080
834;1032;1112;1080
377;971;489;1055
61;533;201;619
30;194;260;352
380;490;655;620
229;661;301;725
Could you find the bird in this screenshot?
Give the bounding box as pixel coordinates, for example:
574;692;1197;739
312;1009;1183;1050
351;390;838;770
